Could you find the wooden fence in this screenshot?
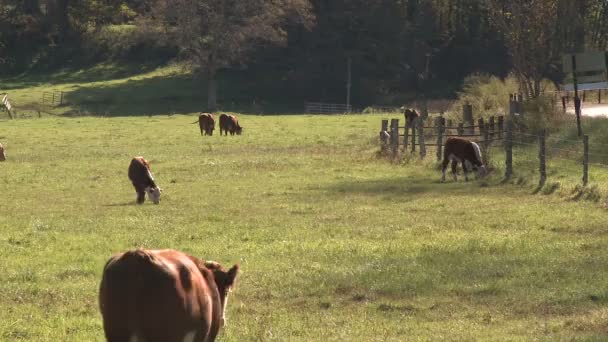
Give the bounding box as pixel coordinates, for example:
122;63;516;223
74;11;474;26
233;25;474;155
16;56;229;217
42;91;64;107
379;113;597;188
304;102;351;114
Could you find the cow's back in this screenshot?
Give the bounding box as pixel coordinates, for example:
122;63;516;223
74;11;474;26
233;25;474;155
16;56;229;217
99;249;219;342
128;157;155;187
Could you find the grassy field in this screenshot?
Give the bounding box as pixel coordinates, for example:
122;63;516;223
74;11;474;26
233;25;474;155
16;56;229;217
0;111;607;341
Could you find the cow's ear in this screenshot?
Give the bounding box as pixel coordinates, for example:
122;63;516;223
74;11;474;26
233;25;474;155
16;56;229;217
226;264;239;286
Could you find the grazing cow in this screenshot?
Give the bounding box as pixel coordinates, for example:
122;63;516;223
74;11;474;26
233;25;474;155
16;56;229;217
99;249;239;342
198;113;215;136
0;142;5;161
219;114;243;136
441;137;487;182
128;156;162;204
403;108;420;127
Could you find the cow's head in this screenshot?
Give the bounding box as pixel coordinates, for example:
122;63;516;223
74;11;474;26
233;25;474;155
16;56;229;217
477;165;488;178
0;143;5;161
204;261;239;327
145;186;162;204
235;126;242;135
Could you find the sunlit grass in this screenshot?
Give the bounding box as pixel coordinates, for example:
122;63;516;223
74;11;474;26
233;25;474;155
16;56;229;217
0;112;607;341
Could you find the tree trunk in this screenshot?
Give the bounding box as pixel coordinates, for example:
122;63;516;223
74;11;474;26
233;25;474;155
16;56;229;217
22;0;41;15
47;0;70;37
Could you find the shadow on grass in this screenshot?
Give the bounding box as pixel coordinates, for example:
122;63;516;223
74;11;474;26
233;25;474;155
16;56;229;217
326;175;496;199
1;62;165;89
63;73;207;116
103;202;136;207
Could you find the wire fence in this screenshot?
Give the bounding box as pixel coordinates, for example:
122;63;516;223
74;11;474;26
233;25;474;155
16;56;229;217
378;112;608;188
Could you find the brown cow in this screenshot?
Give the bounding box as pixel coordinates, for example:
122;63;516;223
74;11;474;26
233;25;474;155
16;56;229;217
198;113;215;136
0;142;5;161
219;114;242;136
128;156;162;204
441;137;487;182
99;249;239;342
403;108;420;127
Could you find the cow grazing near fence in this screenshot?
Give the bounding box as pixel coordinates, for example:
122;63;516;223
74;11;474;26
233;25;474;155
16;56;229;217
219;114;243;136
0;142;5;161
198;113;216;136
441;137;487;182
99;249;239;342
403;108;420;127
128;156;162;204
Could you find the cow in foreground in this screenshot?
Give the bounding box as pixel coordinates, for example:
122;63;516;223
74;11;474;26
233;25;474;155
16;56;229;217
198;113;215;136
0;142;5;161
441;137;487;182
219;114;242;136
99;249;239;342
128;156;161;204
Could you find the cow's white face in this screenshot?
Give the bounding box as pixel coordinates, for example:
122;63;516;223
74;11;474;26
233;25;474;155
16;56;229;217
146;187;162;204
477;165;488;178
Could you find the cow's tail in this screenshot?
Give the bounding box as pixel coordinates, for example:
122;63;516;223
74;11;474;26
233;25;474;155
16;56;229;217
191;120;199;124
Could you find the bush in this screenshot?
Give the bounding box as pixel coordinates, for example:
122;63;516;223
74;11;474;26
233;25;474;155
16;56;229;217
446;73;518;121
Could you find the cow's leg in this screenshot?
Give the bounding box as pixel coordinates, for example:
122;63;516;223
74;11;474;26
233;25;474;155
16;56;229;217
133;184;146;204
451;160;458;181
441;158;450;182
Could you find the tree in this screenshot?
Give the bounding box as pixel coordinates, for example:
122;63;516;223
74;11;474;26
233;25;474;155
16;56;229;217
154;0;314;110
486;0;585;98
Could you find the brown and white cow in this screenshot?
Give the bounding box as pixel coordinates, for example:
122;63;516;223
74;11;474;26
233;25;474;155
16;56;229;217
219;114;242;136
0;142;5;161
99;249;239;342
128;156;161;204
403;108;420;127
198;113;215;136
441;137;487;182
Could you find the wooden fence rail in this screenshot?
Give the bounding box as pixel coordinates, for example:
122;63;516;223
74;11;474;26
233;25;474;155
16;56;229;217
304;102;352;114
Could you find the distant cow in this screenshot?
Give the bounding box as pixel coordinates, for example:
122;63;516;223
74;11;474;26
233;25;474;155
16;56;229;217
219;114;242;136
99;249;239;342
403;108;420;127
0;142;5;161
441;137;487;182
198;113;215;136
128;156;162;204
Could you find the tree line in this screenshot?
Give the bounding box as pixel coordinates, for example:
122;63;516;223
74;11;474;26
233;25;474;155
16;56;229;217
1;0;608;109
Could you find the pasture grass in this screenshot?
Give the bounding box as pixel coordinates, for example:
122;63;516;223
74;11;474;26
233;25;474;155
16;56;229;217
1;112;608;341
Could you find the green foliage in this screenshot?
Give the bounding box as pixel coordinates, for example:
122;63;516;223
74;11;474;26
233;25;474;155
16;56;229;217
447;73;518;120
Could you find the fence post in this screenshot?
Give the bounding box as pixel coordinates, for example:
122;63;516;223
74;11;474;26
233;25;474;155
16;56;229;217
380;119;389;152
539;129;546;186
403;121;409;152
489;116;495;138
505;115;513;179
483;123;490;165
411;119;416;153
498;116;504;139
463;103;473;135
436;117;444;161
457;123;464;136
599;89;602;104
583;135;589;186
418;118;426;158
60;91;64;106
478;118;485;136
390;119;399;158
